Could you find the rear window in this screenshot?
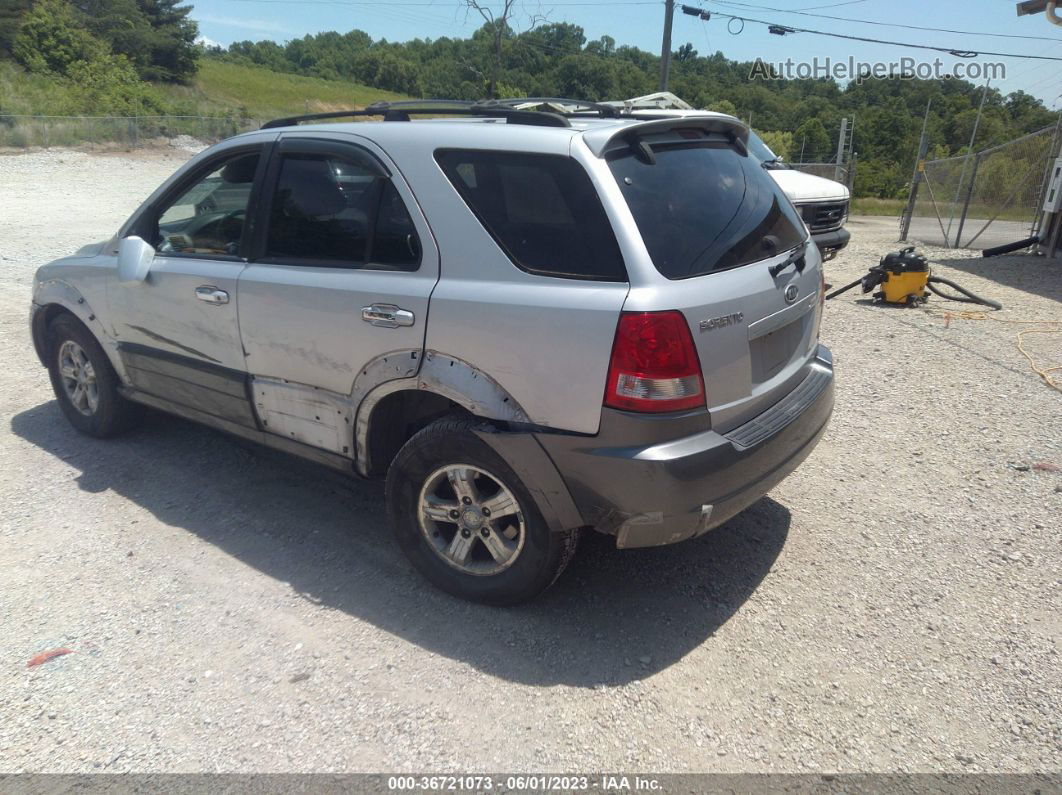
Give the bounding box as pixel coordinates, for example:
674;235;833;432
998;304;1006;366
608;140;806;279
435;149;627;281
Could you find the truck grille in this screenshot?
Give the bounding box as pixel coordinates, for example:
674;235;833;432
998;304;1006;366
800;201;848;232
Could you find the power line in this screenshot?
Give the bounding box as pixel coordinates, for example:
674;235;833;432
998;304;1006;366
795;0;867;9
1002;42;1062;83
709;0;1062;42
686;7;1062;61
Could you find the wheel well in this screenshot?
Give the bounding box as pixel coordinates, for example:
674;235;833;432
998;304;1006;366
31;304;77;366
365;389;470;477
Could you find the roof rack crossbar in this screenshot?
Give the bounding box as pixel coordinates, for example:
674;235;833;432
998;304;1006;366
261;100;571;130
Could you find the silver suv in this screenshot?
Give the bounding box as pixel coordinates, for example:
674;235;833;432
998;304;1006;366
29;100;834;604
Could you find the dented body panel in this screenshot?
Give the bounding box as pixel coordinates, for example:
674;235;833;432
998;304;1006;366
353;350;530;476
32;254;129;381
252;376;354;455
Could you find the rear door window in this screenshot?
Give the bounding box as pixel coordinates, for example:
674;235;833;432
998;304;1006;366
435;149;626;281
608;139;806;279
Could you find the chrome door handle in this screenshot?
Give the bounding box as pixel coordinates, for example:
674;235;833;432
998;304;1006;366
195;285;229;305
362;303;414;328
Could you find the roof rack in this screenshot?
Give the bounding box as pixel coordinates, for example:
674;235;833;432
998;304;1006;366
261;100;571;130
493;97;712;123
488;98;624;118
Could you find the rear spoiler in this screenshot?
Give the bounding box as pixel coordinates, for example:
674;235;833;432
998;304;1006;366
580;116;749;158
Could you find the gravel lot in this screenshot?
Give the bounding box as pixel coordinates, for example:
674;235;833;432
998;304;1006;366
1;147;1059;774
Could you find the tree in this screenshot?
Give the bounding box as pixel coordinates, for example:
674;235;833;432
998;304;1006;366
66;51;165;114
12;0;106;74
0;0;34;57
137;0;199;83
707;99;737;116
462;0;544;98
674;43;697;63
757;130;794;161
73;0;157;76
584;34;614;58
553;54;614;101
794;117;831;162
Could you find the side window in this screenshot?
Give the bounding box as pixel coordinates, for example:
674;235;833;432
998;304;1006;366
264;151;421;271
434;149;626;281
155;151;259;257
373;181;421;267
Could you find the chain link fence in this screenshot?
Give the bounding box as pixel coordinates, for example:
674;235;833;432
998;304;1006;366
0;114;262;149
901;124;1057;250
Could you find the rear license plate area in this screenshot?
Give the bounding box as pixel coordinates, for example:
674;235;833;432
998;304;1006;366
750;319;802;384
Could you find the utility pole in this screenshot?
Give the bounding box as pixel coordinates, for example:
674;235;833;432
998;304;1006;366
659;0;675;91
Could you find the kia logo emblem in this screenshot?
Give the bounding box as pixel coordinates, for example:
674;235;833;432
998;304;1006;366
784;284;799;303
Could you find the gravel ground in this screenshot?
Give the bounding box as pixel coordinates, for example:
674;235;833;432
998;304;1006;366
1;148;1059;774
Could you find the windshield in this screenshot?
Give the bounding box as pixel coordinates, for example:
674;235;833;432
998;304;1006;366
608;140;807;279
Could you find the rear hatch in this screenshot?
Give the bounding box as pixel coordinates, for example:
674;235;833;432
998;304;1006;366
599;123;823;433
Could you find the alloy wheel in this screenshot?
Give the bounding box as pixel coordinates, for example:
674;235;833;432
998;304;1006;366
417;464;526;576
57;340;99;417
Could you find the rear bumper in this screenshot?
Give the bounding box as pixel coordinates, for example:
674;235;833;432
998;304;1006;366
535;345;834;548
811;226;850;255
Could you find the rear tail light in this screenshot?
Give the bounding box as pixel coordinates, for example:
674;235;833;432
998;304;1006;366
604;311;705;412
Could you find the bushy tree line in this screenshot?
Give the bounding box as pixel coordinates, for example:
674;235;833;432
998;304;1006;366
215;21;1056;199
1;0;197;114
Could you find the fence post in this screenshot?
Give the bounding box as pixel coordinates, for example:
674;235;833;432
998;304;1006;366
900;99;932;242
953;154;981;248
834;117;848;183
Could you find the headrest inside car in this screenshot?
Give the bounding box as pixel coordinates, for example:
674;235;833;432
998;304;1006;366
220;154;258;184
279;158;347;217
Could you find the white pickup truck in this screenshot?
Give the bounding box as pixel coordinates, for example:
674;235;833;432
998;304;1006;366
747;133;850;261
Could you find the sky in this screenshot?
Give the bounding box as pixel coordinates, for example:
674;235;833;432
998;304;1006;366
189;0;1062;108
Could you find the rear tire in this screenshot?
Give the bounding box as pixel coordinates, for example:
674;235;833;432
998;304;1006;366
46;313;142;438
385;417;578;605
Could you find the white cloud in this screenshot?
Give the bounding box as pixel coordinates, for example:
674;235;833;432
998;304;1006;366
193;14;289;35
195;34;223;48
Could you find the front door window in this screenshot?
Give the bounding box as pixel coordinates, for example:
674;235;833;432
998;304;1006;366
155;152;260;257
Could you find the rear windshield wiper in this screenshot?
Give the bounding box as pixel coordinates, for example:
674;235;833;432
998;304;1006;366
768;244;806;277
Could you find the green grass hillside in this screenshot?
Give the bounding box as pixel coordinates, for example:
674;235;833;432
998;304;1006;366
159;60;411;121
1;58;409;119
0;59;412;146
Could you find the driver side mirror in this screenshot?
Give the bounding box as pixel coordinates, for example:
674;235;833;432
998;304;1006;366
117;236;155;285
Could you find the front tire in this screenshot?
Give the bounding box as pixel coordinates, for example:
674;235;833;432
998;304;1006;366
385;417;578;605
46;313;142;438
